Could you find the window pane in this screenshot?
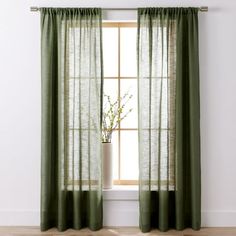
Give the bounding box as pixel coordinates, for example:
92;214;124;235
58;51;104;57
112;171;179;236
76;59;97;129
103;28;118;77
120;131;138;180
120;79;137;129
103;79;118;102
120;27;137;77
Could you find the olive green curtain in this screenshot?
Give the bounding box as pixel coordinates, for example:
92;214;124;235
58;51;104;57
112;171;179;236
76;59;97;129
41;8;103;231
138;8;201;232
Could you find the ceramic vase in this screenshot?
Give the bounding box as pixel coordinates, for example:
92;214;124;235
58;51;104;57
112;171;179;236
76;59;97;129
102;142;113;189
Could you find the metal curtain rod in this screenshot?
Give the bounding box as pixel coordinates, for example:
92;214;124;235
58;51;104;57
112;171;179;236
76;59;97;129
30;6;208;12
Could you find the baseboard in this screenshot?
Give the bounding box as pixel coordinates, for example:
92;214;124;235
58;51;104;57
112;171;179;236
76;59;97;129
0;209;236;227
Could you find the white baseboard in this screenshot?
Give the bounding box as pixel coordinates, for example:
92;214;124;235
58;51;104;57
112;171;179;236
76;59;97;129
0;209;236;227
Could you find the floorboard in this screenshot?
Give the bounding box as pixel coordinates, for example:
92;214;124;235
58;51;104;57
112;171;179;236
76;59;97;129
0;227;236;236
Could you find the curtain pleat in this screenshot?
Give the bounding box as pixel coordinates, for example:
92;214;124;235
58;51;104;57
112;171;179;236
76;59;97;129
138;8;201;232
41;8;103;231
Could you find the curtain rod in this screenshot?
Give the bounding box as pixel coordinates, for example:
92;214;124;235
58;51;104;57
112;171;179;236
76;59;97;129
30;6;208;12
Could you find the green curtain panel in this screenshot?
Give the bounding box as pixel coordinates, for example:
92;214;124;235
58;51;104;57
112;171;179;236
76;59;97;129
41;8;103;231
138;8;201;232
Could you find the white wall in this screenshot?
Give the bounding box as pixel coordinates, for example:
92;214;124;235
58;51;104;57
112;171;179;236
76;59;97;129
0;0;236;227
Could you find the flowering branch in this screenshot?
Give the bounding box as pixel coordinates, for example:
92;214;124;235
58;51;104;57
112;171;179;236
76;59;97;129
102;92;133;143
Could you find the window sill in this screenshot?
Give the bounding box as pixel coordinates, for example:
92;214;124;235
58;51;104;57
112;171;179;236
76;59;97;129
103;185;138;201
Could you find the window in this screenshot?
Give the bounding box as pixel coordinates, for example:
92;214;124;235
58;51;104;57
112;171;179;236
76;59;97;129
65;21;174;188
103;23;138;185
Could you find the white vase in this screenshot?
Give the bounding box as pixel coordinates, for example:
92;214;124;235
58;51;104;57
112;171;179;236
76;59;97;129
102;142;113;189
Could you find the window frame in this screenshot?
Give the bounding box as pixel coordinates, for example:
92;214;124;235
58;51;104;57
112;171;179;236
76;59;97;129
103;22;138;185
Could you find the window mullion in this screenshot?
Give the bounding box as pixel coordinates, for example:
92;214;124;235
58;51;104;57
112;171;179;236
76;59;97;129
118;24;121;184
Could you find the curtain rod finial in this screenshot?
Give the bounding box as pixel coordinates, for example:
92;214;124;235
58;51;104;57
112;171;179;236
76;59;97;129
200;6;208;12
30;6;39;12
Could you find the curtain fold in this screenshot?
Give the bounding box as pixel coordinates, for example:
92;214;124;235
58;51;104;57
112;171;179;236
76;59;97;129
41;8;103;231
138;8;201;232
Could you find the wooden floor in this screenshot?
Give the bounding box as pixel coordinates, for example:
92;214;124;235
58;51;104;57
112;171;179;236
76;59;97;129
0;227;236;236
